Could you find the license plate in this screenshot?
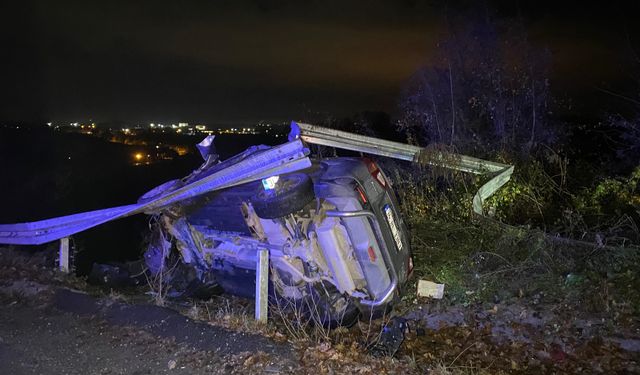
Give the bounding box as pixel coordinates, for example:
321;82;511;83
384;204;403;251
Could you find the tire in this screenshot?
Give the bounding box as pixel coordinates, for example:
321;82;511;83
250;173;315;219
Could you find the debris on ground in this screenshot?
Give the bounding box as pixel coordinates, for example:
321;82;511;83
88;262;137;287
416;279;445;299
369;317;410;357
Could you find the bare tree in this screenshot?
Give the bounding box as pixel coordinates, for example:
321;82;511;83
398;14;554;158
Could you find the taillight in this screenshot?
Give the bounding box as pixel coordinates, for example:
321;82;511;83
367;246;377;262
363;158;387;188
355;185;368;204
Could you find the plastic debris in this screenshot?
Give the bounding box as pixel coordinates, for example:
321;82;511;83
369;317;410;357
417;280;445;299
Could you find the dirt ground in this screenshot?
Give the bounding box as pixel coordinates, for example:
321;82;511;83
397;298;640;373
0;246;300;375
0;247;411;375
1;245;640;374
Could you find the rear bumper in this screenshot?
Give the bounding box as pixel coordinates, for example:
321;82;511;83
325;210;397;307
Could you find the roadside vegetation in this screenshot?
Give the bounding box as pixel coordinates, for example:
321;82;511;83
298;10;640;373
377;10;640;373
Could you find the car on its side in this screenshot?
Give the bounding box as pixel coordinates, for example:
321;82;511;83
143;142;413;326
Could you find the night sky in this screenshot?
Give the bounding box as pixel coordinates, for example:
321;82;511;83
1;1;638;125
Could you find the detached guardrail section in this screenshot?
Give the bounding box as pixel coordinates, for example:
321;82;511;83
289;122;515;217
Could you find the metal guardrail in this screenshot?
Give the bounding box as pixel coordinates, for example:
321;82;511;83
1;123;513;245
290;122;515;217
0;139;311;245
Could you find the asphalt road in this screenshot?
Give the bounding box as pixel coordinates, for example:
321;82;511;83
0;288;295;374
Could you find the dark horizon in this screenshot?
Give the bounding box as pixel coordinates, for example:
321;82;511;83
1;1;639;125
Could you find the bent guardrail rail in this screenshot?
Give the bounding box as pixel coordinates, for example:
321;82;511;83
289;121;514;217
0;139;311;245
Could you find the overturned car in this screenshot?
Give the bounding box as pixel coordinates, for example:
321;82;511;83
143;140;412;325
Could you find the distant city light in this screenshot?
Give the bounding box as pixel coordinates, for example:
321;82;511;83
46;120;288;153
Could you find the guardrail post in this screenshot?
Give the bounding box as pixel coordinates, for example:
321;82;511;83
59;237;70;273
255;249;269;322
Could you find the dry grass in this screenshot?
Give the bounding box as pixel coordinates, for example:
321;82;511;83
142;223;179;307
428;362;507;375
176;295;279;339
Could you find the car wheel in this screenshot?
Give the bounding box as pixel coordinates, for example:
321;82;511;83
250;173;315;219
